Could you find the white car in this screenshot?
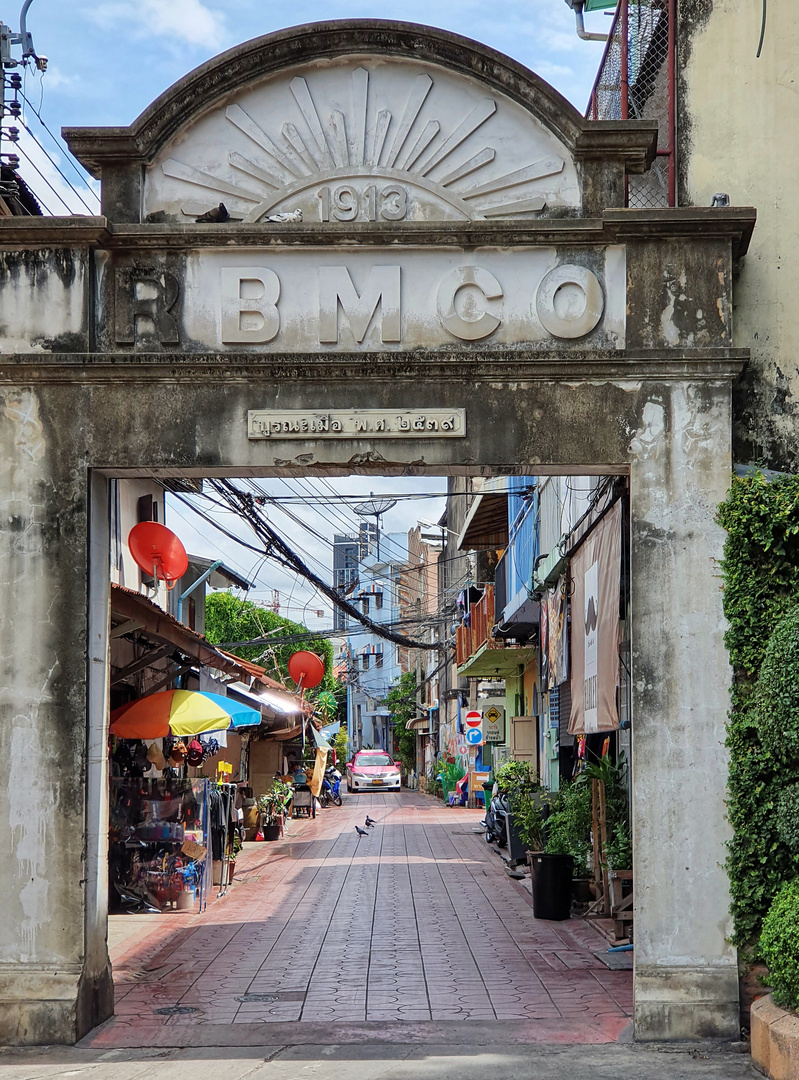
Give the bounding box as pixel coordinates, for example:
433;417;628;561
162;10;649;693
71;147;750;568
345;750;402;792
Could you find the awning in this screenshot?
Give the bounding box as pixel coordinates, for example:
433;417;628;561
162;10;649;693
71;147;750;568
224;680;305;737
406;716;430;732
311;726;333;751
185;554;254;591
457;480;509;550
110;584;264;682
456;643;537;679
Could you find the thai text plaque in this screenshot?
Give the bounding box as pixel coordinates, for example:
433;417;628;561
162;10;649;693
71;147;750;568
248;408;466;439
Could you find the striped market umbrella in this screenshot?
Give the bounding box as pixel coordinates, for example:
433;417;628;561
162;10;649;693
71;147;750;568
110;689;262;740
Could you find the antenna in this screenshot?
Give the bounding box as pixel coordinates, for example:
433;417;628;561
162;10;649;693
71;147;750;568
352;493;397;562
0;1;45;192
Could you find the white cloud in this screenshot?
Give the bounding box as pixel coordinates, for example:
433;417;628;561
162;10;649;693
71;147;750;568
34;65;76;92
91;0;227;48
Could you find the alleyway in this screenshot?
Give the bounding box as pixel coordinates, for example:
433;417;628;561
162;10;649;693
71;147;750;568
86;791;631;1048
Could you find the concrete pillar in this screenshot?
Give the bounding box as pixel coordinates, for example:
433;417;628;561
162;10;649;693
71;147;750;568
0;390;112;1044
629;382;739;1040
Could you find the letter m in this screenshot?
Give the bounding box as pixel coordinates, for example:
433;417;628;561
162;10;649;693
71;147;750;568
318;266;401;344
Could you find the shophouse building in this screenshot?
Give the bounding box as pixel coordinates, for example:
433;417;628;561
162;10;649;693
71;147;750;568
343;528;409;751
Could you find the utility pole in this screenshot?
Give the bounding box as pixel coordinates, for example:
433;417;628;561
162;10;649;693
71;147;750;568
0;1;46;199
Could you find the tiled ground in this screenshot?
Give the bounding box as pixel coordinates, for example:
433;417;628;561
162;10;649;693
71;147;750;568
84;791;631;1046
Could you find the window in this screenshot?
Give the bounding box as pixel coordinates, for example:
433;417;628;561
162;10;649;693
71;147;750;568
355;752;393;767
375;652;383;668
375;592;383;609
361;654;370;670
137;493;158;523
361;596;370;615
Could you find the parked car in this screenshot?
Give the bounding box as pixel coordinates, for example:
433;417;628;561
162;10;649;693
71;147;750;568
345;750;402;792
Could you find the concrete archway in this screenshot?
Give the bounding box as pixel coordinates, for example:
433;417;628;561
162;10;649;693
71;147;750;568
0;21;754;1044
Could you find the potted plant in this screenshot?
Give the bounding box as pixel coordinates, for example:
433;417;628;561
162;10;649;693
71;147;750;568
544;780;592;898
513;792;545;853
496;760;544;864
258;779;293;840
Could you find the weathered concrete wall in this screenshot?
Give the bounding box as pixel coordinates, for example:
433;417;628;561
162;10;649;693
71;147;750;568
678;0;797;470
0;207;750;1047
629;380;739;1040
0;346;743;1043
0;387;112;1043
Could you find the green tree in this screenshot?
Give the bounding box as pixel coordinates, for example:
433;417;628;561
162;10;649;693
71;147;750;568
332;726;350;766
205;592;343;705
385;671;418;773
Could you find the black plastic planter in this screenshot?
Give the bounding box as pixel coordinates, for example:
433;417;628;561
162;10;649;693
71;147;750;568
529;853;574;920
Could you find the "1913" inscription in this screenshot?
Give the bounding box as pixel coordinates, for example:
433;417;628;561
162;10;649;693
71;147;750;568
317;184;407;222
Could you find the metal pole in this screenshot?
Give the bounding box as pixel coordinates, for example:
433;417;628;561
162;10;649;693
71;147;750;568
620;0;629;120
667;0;677;206
176;559;222;623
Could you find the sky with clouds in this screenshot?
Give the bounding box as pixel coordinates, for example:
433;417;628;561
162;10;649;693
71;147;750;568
10;0;609;632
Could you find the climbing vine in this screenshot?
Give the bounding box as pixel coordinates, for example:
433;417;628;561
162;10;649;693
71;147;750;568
716;472;799;949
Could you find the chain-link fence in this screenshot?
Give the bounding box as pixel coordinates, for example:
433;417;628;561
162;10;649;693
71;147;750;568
586;0;675;207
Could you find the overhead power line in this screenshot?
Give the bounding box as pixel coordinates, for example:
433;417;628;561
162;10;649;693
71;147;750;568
19;89;98;194
210;479;441;653
18;118;95;213
174;480;442;653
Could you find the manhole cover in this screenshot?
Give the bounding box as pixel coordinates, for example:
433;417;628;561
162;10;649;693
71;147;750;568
235;993;277;1003
153;1005;199;1015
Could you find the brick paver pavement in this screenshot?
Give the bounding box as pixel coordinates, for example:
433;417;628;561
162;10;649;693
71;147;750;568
83;791;632;1047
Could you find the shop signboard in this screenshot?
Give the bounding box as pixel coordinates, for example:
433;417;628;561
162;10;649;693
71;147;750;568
483;705;505;743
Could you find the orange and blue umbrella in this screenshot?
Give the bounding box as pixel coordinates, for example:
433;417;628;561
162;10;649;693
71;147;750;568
110;689;262;740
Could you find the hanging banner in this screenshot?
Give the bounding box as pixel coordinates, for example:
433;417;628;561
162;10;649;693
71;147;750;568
568;501;622;735
546;579;569;686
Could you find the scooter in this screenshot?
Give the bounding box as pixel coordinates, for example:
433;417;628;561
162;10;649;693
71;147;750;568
320;766;343;807
481;788;509;847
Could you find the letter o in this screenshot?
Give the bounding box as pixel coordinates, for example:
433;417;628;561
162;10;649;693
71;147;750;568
535;264;604;339
437;266;503;342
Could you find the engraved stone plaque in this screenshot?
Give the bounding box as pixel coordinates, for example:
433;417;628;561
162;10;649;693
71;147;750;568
248;408;466;439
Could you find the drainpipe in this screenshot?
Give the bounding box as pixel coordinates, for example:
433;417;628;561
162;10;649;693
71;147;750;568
563;0;610;42
177;560;223;624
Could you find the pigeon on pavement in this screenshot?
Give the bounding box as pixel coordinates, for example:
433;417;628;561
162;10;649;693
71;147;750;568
355;825;370;837
365;817;375;828
195;202;229;223
365;816;377;826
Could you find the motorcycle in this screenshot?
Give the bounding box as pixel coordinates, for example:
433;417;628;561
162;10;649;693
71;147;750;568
320;766;343;807
481;787;509;847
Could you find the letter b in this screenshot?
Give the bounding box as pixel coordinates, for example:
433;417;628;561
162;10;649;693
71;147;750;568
221;268;280;343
